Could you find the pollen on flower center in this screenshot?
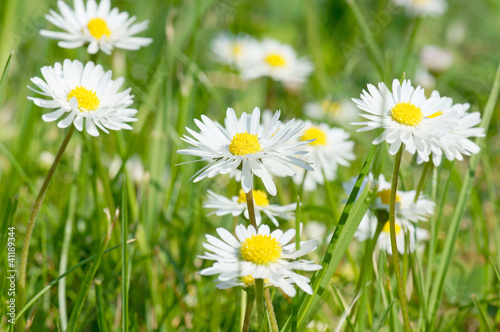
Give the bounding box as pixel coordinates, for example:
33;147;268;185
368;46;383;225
87;18;111;40
301;127;327;146
240;234;282;264
229;132;261;155
264;53;286;67
391;102;423;126
67;86;100;112
378;189;401;205
242;275;255;287
428;111;443;118
237;189;270;207
382;221;402;234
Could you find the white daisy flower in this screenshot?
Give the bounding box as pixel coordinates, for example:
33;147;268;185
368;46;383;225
211;33;260;67
352;79;458;162
416;91;485;166
304;98;359;123
293;121;355;191
239;39;313;87
203;189;296;226
199;224;322;297
177;107;313;196
29;59;137;137
392;0;447;17
377;221;429;255
40;0;153;54
420;45;453;74
356;215;429;255
344;173;435;223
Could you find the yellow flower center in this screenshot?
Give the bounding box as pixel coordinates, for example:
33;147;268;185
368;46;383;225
87;18;111;40
428;111;443;118
391;102;423;126
382;221;402;234
240;234;282;264
264;53;286;67
229;132;261;156
241;275;269;287
301;127;327;146
232;43;243;56
67;86;100;112
321;100;341;115
378;189;401;206
237;189;270;207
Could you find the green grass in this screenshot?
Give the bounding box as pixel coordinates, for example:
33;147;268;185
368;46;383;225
1;0;500;331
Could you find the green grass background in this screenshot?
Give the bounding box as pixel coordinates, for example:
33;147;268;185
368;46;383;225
1;0;500;331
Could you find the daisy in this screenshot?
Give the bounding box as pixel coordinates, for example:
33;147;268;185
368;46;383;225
416;91;485;166
203;189;296;226
420;45;453;74
344;173;435;224
177;107;313;196
378;221;429;255
199;224;322;297
29;59;137;137
392;0;447;17
304;98;359;123
239;39;313;87
40;0;153;54
352;79;457;162
293;121;355;191
211;33;260;67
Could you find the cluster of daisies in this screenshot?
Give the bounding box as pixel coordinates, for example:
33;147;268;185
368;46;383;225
29;0;154;136
212;34;313;88
179;107;326;296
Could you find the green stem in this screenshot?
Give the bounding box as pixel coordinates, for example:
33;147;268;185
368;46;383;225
414;161;432;203
242;291;255;332
255;279;265;328
389;147;411;332
245;190;258;229
18;126;75;318
264;289;279;332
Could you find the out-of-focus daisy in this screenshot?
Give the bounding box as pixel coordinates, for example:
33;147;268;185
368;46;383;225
109;154;148;185
293;121;355;191
29;59;137;137
420;46;453;74
203;189;295;226
240;39;313;87
177;107;313;196
199;224;322;297
392;0;447;17
211;33;260;67
415;67;436;92
416;91;485;166
304;98;359;123
377;221;429;255
352;79;457;162
40;0;153;54
344;173;435;224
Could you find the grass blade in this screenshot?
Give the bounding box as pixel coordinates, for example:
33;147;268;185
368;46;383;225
122;180;129;331
427;62;500;326
282;144;378;331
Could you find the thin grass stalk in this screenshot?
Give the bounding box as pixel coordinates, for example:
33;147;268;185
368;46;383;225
18;126;75;319
427;62;500;328
122;180;129;331
388;147;411;332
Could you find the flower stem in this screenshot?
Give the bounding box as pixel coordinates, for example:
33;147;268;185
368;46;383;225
245;190;258;228
18;126;75;318
264;289;279;332
414;161;433;203
242;291;255;332
255;279;265;327
389;147;411;332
